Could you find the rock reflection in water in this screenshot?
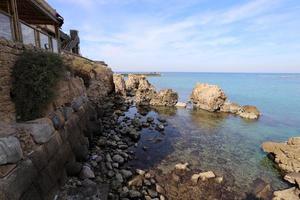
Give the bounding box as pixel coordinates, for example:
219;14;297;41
126;105;289;197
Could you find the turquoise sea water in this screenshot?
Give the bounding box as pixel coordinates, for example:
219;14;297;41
128;73;300;196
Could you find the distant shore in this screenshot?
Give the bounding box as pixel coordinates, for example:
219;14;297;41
120;72;161;77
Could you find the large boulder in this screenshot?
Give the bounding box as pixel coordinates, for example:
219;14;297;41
135;79;156;106
190;83;227;112
220;102;241;114
125;74;145;94
113;74;126;96
150;89;178;106
238;105;260;120
0;136;23;165
273;187;300;200
262;137;300;173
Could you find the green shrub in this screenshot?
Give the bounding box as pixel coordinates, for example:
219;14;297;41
11;51;66;121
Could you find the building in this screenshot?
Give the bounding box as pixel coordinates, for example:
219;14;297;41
0;0;64;53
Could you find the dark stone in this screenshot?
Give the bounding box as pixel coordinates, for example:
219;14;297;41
65;161;83;176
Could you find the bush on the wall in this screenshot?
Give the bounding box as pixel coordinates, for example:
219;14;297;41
11;51;66;121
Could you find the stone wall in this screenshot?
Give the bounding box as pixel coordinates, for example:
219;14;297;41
0;38;114;200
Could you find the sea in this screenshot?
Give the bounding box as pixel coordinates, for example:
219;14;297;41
125;72;300;196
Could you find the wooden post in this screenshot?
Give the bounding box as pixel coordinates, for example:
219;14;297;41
9;0;22;42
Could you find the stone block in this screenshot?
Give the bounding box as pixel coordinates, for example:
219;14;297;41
0;159;38;200
20;184;42;200
44;131;63;160
21;118;55;144
0;136;23;165
27;145;48;171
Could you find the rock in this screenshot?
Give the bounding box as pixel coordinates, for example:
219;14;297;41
129;190;142;198
238;105;260;119
135;79;156;106
147;117;154;123
191;174;201;184
251;178;272;200
115;173;124;183
284;172;300;185
215;176;223;183
112;154;125;164
121;169;133;179
65;161;83;176
160;195;166;200
175;162;189;171
128;175;144;187
156;124;164;132
79;165;95;179
136;169;146;175
128;129;140;141
0;136;23;165
113;74;126;96
126;74;145;93
273;187;300;200
288;137;300;145
199;171;215;181
21;118;55;144
262;138;300;173
150;89;178;107
156;184;165;195
190;83;227;112
176;102;187;108
220;102;241;114
147;189;158;198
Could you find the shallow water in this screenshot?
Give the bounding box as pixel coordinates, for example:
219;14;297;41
127;73;300;196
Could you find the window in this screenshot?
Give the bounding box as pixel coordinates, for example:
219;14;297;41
40;32;50;50
21;23;35;45
0;12;12;40
52;38;58;53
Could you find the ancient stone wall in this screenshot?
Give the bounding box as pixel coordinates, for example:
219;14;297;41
0;38;114;200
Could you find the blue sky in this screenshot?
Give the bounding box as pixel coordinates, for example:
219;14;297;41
48;0;300;72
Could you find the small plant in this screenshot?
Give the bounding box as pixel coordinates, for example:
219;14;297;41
11;50;66;121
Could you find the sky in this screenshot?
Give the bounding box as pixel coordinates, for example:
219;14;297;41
48;0;300;73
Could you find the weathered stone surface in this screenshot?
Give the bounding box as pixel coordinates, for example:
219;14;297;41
199;171;216;181
175;162;189;171
79;165;95;179
284;172;300;185
273;187;300;200
150;89;178;106
0;136;23;165
238;105;260;119
113;74;126;96
20;118;55;144
125;74;145;93
220;101;241;114
191;83;227;112
176;102;187;108
135;78;156;106
262;138;300;173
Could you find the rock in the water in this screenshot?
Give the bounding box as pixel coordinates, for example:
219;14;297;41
128;175;143;187
190;83;227;112
191;174;201;184
113;74;126;96
79;165;95;179
262;138;300;173
199;171;215;181
176;102;187;108
175;162;189;171
220;101;241;114
238;105;260;119
150;89;178;106
0;136;23;165
273;187;300;200
135;78;156;106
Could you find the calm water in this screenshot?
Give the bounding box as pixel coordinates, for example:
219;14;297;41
128;73;300;196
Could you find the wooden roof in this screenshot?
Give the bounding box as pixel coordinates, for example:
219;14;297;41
17;0;63;26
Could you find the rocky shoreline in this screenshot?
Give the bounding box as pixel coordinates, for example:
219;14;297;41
55;74;272;200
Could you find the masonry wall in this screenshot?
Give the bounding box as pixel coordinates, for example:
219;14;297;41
0;38;114;200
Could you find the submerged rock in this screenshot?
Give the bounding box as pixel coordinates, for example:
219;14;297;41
220;101;241;114
190;83;227;112
238;105;260;119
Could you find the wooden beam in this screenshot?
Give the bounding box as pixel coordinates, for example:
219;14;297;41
9;0;22;42
27;0;59;24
